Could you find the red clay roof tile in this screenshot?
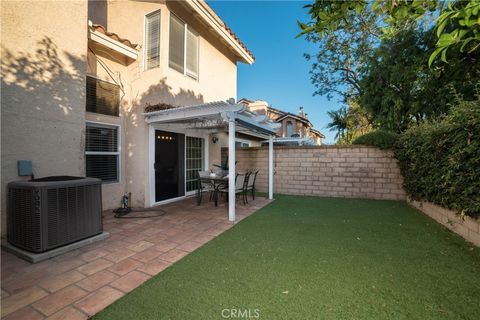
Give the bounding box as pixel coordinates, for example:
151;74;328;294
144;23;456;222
90;24;138;50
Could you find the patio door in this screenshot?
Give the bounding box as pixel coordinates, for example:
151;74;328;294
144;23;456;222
154;130;185;202
185;136;205;193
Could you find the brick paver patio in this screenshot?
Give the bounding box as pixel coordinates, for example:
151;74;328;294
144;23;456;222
1;197;271;319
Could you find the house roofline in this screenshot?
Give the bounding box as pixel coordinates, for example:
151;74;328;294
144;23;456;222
310;128;325;138
88;21;139;60
276;113;313;127
181;0;255;64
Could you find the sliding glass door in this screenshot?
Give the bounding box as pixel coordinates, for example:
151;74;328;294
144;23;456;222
153;132;205;202
154;130;185;202
185;136;204;192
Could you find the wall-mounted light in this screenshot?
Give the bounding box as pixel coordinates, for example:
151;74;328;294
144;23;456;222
157;135;175;141
211;136;218;144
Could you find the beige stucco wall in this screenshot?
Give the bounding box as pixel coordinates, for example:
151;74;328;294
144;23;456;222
105;0;237;104
0;0;242;230
86;42;135;210
88;0;239;207
1;1;88;235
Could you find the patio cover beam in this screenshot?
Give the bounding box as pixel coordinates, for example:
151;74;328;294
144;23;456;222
228;117;236;221
269;136;273;200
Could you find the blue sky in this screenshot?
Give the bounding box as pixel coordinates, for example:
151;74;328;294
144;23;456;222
208;0;339;143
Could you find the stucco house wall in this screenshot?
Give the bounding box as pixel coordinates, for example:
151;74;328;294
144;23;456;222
85;43;134;210
1;0;88;235
87;0;239;208
1;0;246;234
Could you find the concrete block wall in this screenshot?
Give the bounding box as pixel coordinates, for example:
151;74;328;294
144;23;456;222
224;145;406;201
408;199;480;247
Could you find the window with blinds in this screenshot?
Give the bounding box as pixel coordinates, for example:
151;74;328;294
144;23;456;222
169;13;199;79
169;14;185;73
186;27;199;78
145;10;160;70
85;123;119;183
86;76;120;116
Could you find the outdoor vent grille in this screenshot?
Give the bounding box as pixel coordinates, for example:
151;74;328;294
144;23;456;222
8;188;41;252
7;177;102;253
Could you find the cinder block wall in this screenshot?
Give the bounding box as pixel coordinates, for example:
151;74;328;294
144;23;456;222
223;145;406;201
408;199;480;247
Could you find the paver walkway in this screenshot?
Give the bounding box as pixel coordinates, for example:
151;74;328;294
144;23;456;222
1;197;271;319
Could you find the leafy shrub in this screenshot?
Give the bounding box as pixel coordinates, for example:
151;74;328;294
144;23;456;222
395;98;480;218
352;130;399;149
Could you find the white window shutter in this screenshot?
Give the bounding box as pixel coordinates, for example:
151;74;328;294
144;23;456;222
145;11;160;70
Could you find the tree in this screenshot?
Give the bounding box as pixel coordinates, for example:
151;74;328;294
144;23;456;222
302;3;380;102
299;0;480;65
299;0;480;137
326;101;373;143
343;100;373;142
429;0;480;66
326;106;349;142
359;27;480;132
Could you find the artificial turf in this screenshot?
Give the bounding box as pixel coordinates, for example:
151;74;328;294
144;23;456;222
93;195;480;320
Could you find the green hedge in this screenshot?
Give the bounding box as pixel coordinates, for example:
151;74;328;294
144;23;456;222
352;130;399;149
394;99;480;218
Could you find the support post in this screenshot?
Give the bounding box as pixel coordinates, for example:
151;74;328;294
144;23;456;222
268;135;274;200
228;118;236;221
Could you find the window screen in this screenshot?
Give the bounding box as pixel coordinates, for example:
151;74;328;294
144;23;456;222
86;76;120;116
145;10;161;70
169;14;185;73
86;124;119;183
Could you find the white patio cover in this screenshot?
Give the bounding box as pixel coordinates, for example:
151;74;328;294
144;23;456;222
144;101;278;138
143;100;279;221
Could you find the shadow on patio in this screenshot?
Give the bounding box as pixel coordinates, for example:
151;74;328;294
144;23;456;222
1;196;272;319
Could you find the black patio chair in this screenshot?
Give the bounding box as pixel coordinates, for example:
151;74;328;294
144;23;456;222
219;172;250;205
197;170;213;205
245;170;258;202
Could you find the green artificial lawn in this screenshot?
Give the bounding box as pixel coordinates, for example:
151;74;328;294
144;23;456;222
93;195;480;320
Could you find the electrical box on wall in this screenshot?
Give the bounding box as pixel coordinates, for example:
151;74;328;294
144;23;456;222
17;160;32;176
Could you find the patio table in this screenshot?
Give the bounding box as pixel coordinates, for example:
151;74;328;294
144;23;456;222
198;175;228;207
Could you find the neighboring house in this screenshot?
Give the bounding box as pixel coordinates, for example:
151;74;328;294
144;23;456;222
1;0;254;234
238;99;325;145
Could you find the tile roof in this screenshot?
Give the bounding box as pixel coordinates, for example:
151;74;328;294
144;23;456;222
90;24;138;49
196;1;254;62
223;25;255;62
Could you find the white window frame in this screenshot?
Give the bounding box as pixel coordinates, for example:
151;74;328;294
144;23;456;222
85;121;121;184
185;136;205;193
143;9;161;71
168;12;199;80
